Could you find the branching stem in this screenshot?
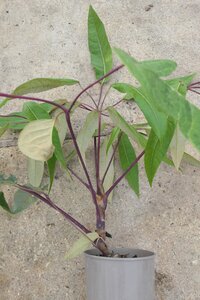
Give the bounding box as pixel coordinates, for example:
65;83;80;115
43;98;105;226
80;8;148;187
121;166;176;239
106;150;145;197
69;64;124;112
67;166;90;190
101;133;122;185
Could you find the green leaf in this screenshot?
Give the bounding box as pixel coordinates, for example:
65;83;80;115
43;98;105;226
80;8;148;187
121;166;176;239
88;5;113;80
139;59;177;77
23;102;50;121
65;232;99;260
1;78;79;107
0;174;17;186
0;124;9;138
13;78;79;95
145;119;175;185
168;75;193;170
0;113;28;130
27;158;44;187
182;152;200;168
11;189;36;213
114;48;200;153
77;111;99;161
0;99;10;108
47;154;57;192
107;107;146;148
55;112;67;145
0;192;11;212
112;83;167;140
100;137;115;201
166;74;195;95
118;133;139;196
170;124;186;170
18;119;55;161
0;190;36;214
52;127;67;170
106;127;120;154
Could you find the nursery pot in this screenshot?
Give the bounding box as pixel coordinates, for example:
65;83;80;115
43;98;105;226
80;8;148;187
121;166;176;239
85;248;155;300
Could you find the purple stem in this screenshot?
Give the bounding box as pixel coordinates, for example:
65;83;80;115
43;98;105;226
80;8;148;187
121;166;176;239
94;136;98;189
0;114;28;119
101;133;122;185
65;112;95;196
96;112;102;192
69;64;124;112
17;184;90;234
80;103;95;110
189;88;200;96
100;86;111;111
112;99;123;108
105;150;145;197
189;81;200;87
97;84;104;108
67;166;90;190
0;93;68;113
79;104;93;112
65;112;101;223
78;83;98;109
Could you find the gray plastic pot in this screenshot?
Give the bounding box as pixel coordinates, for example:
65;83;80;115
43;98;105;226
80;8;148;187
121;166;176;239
85;248;155;300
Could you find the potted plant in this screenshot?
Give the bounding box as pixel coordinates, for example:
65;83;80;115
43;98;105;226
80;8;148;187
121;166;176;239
0;5;200;300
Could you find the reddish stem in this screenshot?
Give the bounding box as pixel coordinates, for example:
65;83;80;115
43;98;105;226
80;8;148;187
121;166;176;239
189;88;200;96
0;93;67;112
112;99;123;107
106;150;145;197
96;111;102;193
101;133;122;185
67;166;90;190
17;184;90;234
69;64;124;112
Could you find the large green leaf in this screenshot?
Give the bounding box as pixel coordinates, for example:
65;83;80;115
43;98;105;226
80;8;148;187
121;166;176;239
139;59;177;77
118;133;139;196
114;48;200;152
145;119;175;185
88;5;113;80
77;111;99;161
100;137;115;201
107;107;146;148
27;158;44;187
65;232;99;260
1;78;78;108
14;78;78;94
18;119;55;161
22;102;50;121
112;83;167;140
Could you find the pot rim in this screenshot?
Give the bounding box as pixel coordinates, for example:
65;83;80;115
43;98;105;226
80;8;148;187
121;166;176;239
85;247;155;262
